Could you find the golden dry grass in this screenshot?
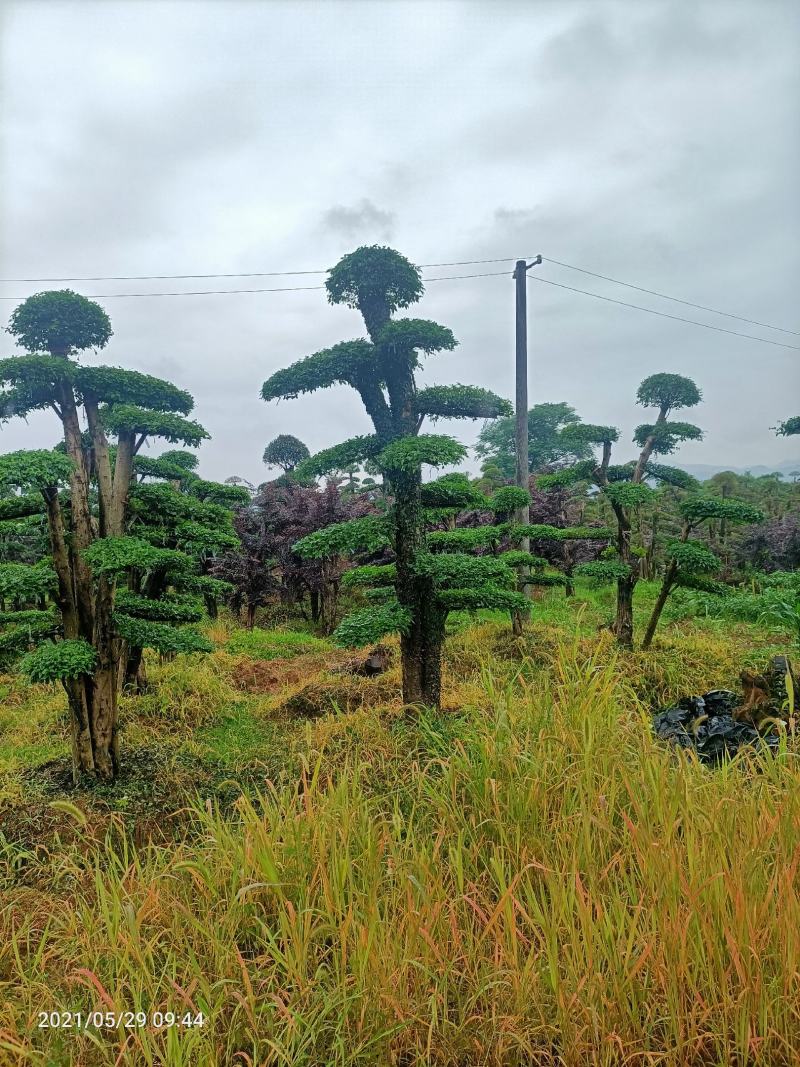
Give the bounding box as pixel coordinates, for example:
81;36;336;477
1;622;798;1066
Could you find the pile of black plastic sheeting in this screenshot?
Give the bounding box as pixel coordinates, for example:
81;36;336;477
652;689;781;764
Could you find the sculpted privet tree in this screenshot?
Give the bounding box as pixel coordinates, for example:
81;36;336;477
1;290;211;781
640;496;763;649
479;484;612;633
538;373;704;648
120;453;245;688
261;246;519;706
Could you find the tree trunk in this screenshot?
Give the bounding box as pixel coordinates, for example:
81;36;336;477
401;603;445;707
641;562;677;650
62;677;95;784
203;594;218;620
614;573;636;649
124;644;148;692
391;469;446;708
43;472;121;780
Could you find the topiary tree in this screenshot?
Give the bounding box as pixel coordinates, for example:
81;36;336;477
1;290;212;781
640;496;764;648
261;245;517;706
120;457;245;687
538;373;704;647
262;433;310;475
482;483;612;633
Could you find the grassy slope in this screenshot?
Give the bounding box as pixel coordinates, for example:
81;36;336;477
0;584;798;1066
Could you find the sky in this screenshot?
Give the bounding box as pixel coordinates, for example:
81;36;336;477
1;0;799;485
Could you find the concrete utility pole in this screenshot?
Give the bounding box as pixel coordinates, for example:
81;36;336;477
513;255;542;587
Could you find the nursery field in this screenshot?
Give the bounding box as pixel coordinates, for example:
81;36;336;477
1;582;798;1067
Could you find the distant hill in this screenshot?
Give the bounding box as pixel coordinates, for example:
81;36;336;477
682;461;800;481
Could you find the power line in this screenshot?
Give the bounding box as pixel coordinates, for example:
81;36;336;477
1;257;795;352
527;274;800;351
0;283;328;299
542;256;799;336
426;270;512;282
0;257;517;284
3;252;793;339
0;270;513;300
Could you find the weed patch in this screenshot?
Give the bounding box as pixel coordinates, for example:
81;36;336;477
225;627;331;660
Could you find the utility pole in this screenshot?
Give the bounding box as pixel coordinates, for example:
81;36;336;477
513;255;542;598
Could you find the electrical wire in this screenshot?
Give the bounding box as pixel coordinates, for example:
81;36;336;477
527;274;800;351
1;254;795;351
0;271;514;300
0;257;518;284
541;257;799;336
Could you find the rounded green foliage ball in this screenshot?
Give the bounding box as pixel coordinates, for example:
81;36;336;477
326;246;423;322
8;290;112;356
636;373;701;412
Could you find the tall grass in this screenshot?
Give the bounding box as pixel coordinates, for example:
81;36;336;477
2;636;798;1066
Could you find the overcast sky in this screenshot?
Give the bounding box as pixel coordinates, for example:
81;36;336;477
2;0;798;484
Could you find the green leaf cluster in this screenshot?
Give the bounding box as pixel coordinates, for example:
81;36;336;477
536;460;597;489
0;494;44;520
7;290;111;355
426;526;505;552
574;560;632;582
633;421;703;454
498;551;548;569
414;385;511;421
377;318;456;356
100;405;209;446
560;423;619;446
413;552;517;590
82;537;190;575
261;341;377;402
680;497;764;525
76;367;193;413
636;373;701;412
294;516;391;559
295;435;382;480
115;591;204;623
20;639;98;683
0;561;57;599
602;482;656;508
0;449;74;491
489;486;530;516
420;474;486;510
341;564;397;587
113;613;213;655
436;587;530;612
133;455;196;483
332;602;412;648
665;541;720;575
378;434;466;473
644;463;699;490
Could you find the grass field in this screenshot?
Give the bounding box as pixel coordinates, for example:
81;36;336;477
1;582;798;1066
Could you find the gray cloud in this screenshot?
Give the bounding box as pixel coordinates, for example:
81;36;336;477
322;200;396;242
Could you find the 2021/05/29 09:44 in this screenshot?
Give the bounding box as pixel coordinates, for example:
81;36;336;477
38;1010;206;1029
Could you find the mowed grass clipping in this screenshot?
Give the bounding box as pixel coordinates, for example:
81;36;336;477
1;634;798;1066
